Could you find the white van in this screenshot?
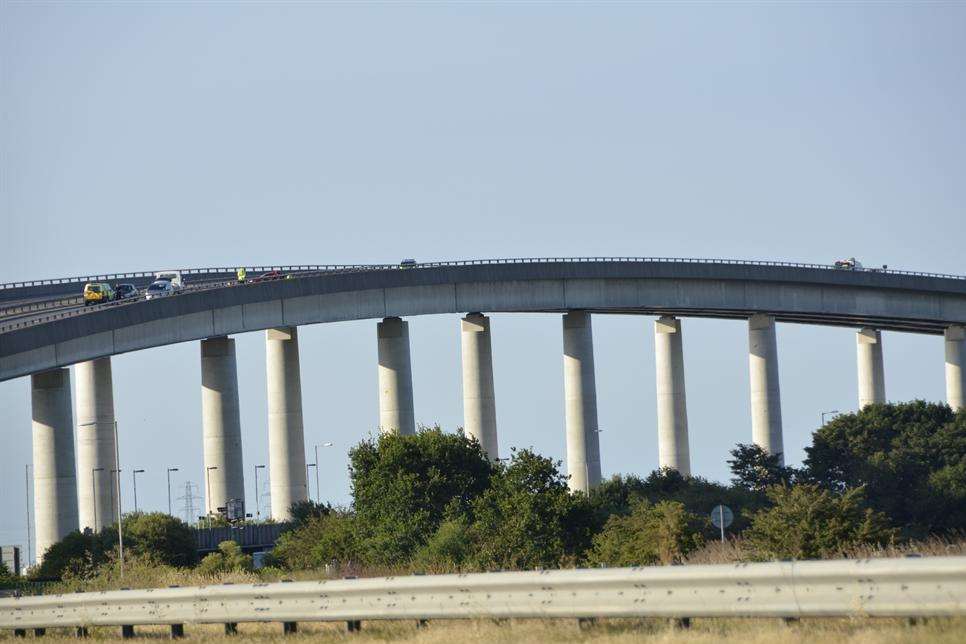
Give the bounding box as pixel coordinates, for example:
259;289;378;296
154;270;184;289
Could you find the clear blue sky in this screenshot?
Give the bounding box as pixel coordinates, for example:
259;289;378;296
1;2;964;558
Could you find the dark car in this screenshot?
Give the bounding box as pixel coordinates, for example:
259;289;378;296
115;283;139;300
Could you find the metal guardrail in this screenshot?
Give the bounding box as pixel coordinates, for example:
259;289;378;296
1;257;963;292
1;556;964;632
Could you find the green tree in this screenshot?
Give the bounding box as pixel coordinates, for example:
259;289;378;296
288;500;332;526
116;512;198;567
411;516;473;572
468;449;595;570
743;484;893;560
728;443;797;491
0;561;17;589
350;427;494;564
804;402;966;535
588;499;705;567
196;541;253;576
30;530;110;580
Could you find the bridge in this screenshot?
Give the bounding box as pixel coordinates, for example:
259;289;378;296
3;258;965;559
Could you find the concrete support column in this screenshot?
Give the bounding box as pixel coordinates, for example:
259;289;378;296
856;328;886;408
377;317;416;435
75;357;117;533
201;337;246;516
460;313;498;459
562;311;601;493
31;368;78;558
266;327;307;520
946;325;965;411
654;316;691;475
748;314;784;463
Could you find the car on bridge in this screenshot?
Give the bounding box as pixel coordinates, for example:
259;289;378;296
82;282;115;306
250;270;287;282
145;280;176;300
114;283;138;300
834;257;865;270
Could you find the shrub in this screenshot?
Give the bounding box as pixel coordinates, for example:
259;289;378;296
271;511;358;570
728;443;797;491
196;541;253;576
743;484;894;560
588;499;705;566
411;516;473;572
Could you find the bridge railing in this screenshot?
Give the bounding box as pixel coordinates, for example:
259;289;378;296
1;556;964;631
2;257;963;292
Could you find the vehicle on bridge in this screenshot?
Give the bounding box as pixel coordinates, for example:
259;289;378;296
834;257;865;270
114;283;138;300
250;270;288;282
145;280;176;300
154;270;184;289
82;282;115;306
400;258;417;268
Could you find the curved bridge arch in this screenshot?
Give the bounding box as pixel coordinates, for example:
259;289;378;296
2;259;965;383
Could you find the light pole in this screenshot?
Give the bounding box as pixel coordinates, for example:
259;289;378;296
113;420;124;579
206;466;218;516
314;442;333;504
132;469;145;513
305;463;317;502
92;467;105;532
254;465;266;519
166;468;179;515
821;410;840;426
24;464;32;567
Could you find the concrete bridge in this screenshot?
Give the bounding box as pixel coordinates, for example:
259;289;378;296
3;258;965;559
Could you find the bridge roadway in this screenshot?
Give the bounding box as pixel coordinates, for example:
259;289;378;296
4;257;966;559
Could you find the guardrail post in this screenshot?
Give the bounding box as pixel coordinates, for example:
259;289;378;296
121;625;135;639
577;617;596;630
346;620;362;633
282;622;298;635
672;618;691;629
14;629;26;638
170;624;184;639
33;628;46;637
224;623;238;635
75;627;89;638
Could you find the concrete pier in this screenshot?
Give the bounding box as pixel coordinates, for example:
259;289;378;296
748;314;784;463
946;325;965;411
75;357;117;533
562;311;602;492
654;316;691;475
377;317;416;435
32;368;78;558
857;328;886;408
460;313;498;459
266;327;307;520
201;337;245;516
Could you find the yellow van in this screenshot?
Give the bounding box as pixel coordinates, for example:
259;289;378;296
83;282;115;306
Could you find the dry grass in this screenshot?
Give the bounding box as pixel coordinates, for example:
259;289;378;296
2;617;964;643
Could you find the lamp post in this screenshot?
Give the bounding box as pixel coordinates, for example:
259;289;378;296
166;468;179;515
821;410;840;426
254;465;266;519
25;464;32;567
113;420;124;579
305;463;317;502
91;467;105;532
205;466;218;516
132;469;145;513
314;442;333;504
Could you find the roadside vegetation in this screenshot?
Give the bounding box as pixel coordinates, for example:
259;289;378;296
22;401;966;593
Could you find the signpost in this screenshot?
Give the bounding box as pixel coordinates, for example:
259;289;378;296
710;504;734;543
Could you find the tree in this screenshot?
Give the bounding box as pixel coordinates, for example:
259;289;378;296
0;561;17;589
728;444;796;491
288;500;332;526
804;402;966;535
743;484;893;560
468;449;595;570
271;511;358;570
196;541;253;576
117;512;198;567
30;530;110;581
588;499;705;567
349;427;494;564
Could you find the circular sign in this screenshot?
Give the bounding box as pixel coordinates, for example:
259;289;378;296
710;504;734;529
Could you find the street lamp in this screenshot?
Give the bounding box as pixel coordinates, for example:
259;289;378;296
305;463;317;502
821;410;840;426
132;469;145;513
166;468;179;515
254;465;266;519
205;466;218;515
313;442;333;503
91;467;105;532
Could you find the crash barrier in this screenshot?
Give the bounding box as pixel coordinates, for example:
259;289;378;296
1;556;964;635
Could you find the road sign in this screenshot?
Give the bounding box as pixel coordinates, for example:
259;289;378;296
710;504;733;543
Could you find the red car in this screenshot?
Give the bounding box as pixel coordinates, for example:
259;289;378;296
251;270;285;283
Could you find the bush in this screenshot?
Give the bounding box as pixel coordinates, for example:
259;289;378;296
197;541;253;576
588;499;705;566
118;512;198;567
743;484;894;560
350;427;494;564
804;401;966;536
411;517;473;572
271;511;358;570
468;449;595;570
728;444;797;491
